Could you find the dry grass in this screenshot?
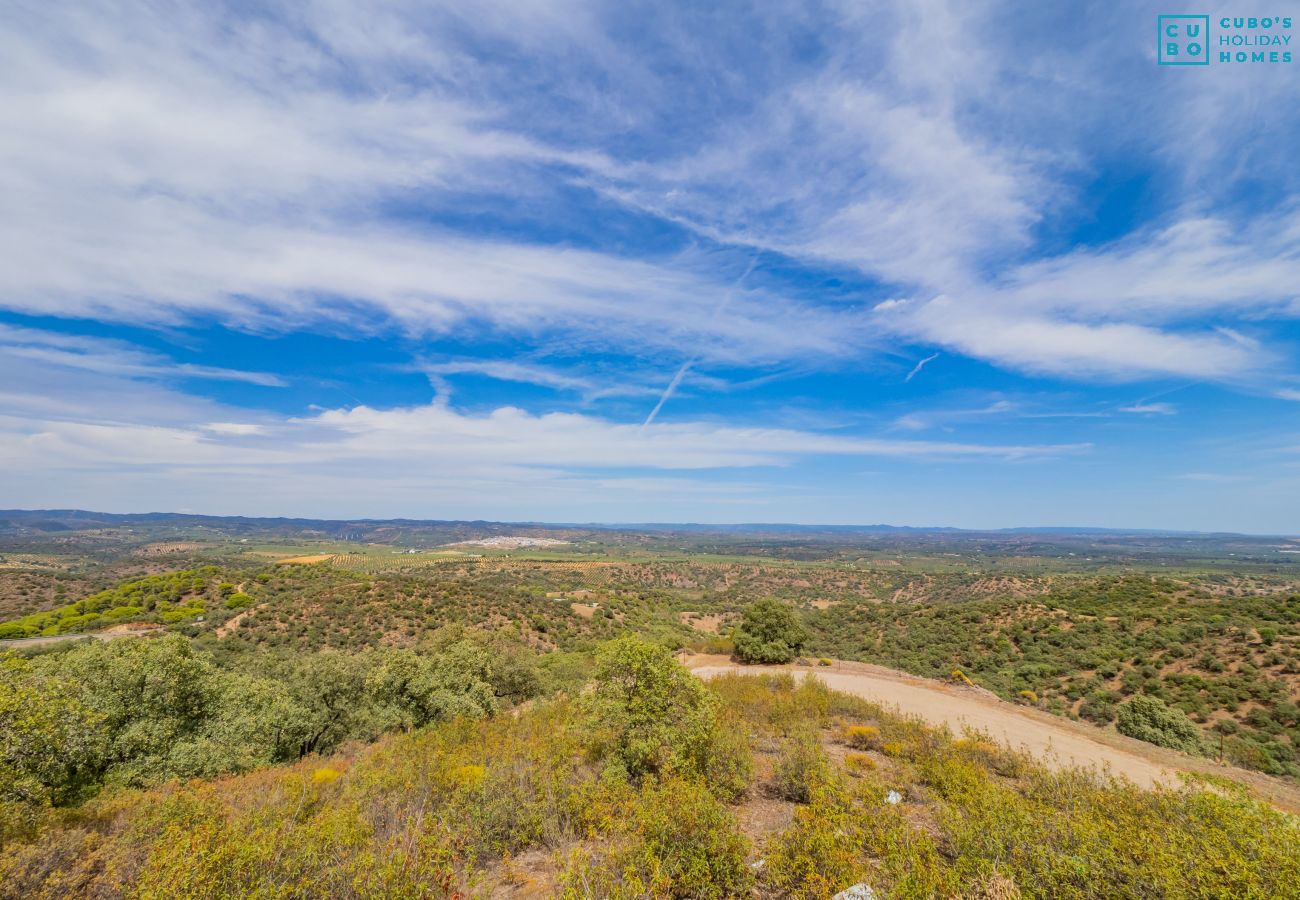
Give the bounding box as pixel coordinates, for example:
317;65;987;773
274;554;335;565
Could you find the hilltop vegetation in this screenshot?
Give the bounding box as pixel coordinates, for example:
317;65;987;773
2;519;1300;886
174;562;1300;779
3;551;1300;781
0;570;110;622
0;629;555;841
3;645;1296;899
0;569;244;639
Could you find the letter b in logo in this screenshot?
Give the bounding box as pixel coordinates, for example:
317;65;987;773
1158;15;1211;65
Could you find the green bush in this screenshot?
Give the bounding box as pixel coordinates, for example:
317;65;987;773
0;660;104;841
579;637;718;782
702;710;754;802
1116;695;1204;753
224;593;254;610
773;727;830;803
561;776;751;899
761;783;862;899
2;669;1298;899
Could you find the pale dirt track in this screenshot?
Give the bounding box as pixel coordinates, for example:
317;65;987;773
687;655;1300;813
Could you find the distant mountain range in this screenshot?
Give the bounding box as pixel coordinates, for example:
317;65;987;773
0;508;1279;539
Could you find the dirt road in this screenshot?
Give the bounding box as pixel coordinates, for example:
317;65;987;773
687;655;1300;813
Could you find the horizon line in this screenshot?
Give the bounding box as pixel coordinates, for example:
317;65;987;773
1;508;1294;539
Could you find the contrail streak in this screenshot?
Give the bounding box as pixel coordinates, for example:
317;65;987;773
641;361;693;428
641;255;761;429
904;352;939;383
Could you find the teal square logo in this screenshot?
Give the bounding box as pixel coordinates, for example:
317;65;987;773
1159;15;1210;64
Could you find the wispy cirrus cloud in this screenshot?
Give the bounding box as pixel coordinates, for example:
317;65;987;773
891;399;1018;433
0;324;285;386
0;2;866;371
904;353;940;383
3;0;1298;387
1119;403;1176;416
417;357;664;402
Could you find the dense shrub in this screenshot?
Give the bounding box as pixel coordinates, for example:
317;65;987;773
773;727;831;803
578;637;718;781
366;643;498;729
562;776;752;899
0;662;103;842
702;709;755;802
1116;695;1205;753
0;569;227;637
223;592;254;610
841;724;881;750
0;631;537;829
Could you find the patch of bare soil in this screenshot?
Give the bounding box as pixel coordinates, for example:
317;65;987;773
734;794;795;840
679;611;726;633
484;847;561;898
98;622;164;636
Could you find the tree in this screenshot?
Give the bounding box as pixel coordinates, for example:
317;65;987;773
166;672;315;778
281;650;376;757
1116;695;1204;753
579;637;718;781
733;600;807;664
32;634;215;784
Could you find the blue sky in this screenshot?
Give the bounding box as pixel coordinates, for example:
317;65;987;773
2;1;1299;531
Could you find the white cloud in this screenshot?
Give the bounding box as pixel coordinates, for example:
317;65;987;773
569;5;1300;385
1119;403;1176;416
300;401;1085;469
990;217;1300;324
0;363;1089;514
890;399;1017;432
1;0;1297;415
417;357;667;402
0;325;285;388
597;74;1039;290
1;198;864;366
0;2;870;370
202;422;266;436
887;298;1263;380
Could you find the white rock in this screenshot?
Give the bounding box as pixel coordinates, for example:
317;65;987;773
832;885;879;900
885;790;903;805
